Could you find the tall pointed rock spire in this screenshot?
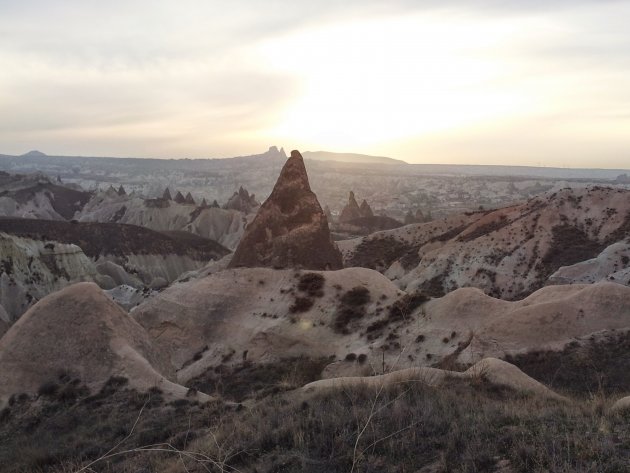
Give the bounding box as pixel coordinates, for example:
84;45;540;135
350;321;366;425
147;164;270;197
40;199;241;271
228;150;343;270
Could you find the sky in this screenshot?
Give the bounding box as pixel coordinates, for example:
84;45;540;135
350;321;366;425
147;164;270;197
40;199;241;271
1;0;629;167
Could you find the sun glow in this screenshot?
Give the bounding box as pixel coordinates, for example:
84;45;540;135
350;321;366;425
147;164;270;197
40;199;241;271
258;12;550;151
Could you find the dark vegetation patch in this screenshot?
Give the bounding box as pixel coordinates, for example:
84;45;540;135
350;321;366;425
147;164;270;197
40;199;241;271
333;286;371;333
188;357;330;402
344;215;403;232
539;224;606;282
185;381;630;473
349;236;420;271
427;224;468;243
415;274;447;297
505;331;630;396
388;291;430;322
3;368;630;472
607;211;630;244
296;272;325;297
457;215;511;243
0;217;230;260
289;297;314;313
0;375;213;473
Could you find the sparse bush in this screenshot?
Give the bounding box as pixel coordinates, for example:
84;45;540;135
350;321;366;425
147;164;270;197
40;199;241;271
388;291;430;321
297;272;325;297
289;297;313;313
341;286;370;306
345;353;357;361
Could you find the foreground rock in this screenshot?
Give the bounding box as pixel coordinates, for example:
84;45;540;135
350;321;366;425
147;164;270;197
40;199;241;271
132;267;630;386
302;357;566;401
0;283;209;406
229;150;342;270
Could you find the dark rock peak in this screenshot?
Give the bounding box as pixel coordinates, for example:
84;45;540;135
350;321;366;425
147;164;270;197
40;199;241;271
224;186;259;213
359;199;374;218
185;192;196;205
163;188;172;200
228;149;343;270
174;191;186;204
339;190;362;223
117;185;126;196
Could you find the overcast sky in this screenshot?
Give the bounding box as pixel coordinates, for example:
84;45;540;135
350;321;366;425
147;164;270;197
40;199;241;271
1;0;629;167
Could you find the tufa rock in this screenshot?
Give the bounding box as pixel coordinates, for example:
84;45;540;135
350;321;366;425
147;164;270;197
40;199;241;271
174;191;186;204
339;191;362;223
185;192;196;205
228;150;343;270
224;186;259;213
359;199;374;218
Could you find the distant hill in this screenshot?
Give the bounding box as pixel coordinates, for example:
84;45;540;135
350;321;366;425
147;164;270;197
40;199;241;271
20;150;47;157
302;151;406;165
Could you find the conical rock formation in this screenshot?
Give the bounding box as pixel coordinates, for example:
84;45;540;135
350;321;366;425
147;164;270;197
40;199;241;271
359;199;374;218
174;191;186;204
339;191;362;223
228;150;343;270
185;192;196;205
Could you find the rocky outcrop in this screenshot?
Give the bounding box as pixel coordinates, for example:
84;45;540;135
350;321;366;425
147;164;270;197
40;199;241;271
0;219;231;319
0;283;210;406
184;192;196;205
0;171;91;221
162;188;172;200
174;191;186;204
339;191;362;223
359;199;374;218
224;186;259;213
228;150;343;270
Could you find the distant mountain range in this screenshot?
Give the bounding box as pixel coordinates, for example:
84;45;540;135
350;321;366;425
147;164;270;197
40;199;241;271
2;147;629;180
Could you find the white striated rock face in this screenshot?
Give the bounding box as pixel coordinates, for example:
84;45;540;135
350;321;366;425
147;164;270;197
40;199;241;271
0;231;222;321
0;233;98;320
77;192;247;250
343;187;630;299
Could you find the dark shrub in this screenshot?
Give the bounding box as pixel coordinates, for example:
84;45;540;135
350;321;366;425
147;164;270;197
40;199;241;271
341;286;370;306
345;353;357;361
290;297;314;313
37;381;59;397
297;273;325;297
357;354;367;364
389;291;429;321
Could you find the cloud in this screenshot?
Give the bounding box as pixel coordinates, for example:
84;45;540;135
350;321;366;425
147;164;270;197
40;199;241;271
0;0;629;165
